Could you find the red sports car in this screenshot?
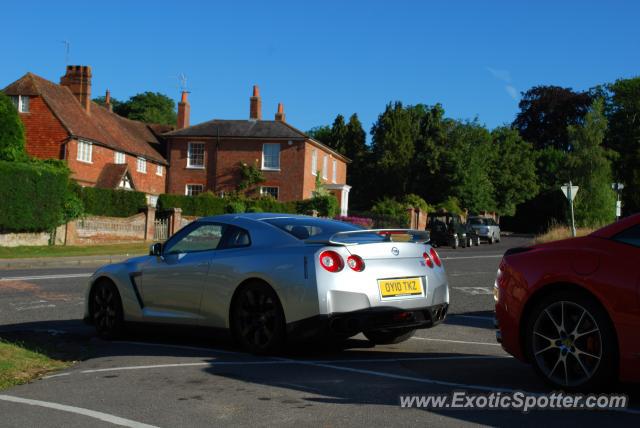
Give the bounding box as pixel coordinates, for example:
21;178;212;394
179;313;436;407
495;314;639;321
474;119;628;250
495;214;640;390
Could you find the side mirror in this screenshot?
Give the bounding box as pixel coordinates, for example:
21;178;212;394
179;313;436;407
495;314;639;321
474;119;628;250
149;243;163;256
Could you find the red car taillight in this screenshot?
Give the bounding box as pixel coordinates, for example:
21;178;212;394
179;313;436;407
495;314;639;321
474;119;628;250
430;248;442;267
319;250;344;272
422;252;434;268
346;255;365;272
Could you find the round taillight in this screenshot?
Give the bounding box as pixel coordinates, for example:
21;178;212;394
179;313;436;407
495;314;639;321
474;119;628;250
319;250;344;272
422;251;434;268
430;248;442;267
346;255;365;272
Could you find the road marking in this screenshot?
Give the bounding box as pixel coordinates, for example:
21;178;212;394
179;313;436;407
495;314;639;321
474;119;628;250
0;273;92;282
452;287;494;295
411;336;501;346
42;372;71;379
81;362;211;374
0;394;158;428
441;255;503;260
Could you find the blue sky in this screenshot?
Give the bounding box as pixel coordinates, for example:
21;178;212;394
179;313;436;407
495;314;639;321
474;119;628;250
2;0;638;136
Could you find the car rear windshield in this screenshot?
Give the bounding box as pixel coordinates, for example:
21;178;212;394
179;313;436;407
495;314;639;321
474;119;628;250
469;218;487;225
261;217;381;242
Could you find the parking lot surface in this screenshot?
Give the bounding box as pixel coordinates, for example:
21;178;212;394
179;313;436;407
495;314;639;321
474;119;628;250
1;236;638;427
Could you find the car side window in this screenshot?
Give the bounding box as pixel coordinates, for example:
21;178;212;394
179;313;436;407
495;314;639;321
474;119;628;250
220;226;252;249
164;223;226;254
613;224;640;248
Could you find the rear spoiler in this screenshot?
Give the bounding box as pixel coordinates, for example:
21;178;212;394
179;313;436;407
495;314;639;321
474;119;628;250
305;229;431;246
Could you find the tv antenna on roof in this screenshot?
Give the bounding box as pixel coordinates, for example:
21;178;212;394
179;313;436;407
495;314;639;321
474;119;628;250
61;40;70;65
178;73;188;92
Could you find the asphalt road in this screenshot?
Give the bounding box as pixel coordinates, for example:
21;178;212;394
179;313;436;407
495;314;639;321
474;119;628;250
0;236;638;427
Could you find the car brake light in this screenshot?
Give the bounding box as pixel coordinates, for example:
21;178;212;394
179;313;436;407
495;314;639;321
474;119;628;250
346;255;365;272
422;252;434;268
319;250;344;272
429;248;442;267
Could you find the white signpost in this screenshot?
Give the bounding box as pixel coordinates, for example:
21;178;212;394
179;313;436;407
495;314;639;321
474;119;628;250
561;181;579;237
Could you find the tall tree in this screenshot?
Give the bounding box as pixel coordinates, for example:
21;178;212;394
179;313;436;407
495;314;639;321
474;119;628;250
605;77;640;214
0;92;27;161
115;92;177;125
490;127;539;216
371;102;417;198
513;86;593;152
344;114;367;161
567;99;617;226
307;125;333;147
329;114;348;154
410;104;447;202
93;95;124;112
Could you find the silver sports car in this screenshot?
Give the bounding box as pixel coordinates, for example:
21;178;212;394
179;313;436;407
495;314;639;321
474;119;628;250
84;213;449;353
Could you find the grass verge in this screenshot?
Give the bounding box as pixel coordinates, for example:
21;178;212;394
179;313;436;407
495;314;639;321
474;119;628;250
0;340;71;390
0;242;150;259
533;225;595;245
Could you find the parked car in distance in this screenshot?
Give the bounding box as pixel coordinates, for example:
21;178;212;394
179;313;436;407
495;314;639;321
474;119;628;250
468;216;501;244
85;213;450;354
495;214;640;390
427;212;479;249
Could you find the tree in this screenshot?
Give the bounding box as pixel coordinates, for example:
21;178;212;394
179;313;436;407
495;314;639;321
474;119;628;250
93;95;124;112
513;85;593;152
0;92;28;161
605;77;640;214
567;99;617;226
307;126;332;146
344;114;367;162
490;127;539;216
371;102;418;199
329;114;348;154
114;92;177;125
410;104;447;202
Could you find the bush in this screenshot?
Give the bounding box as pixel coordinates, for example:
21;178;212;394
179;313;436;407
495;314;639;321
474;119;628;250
158;192;226;216
0;160;69;232
224;200;246;214
296;195;339;217
402;194;434;213
76;187;147;217
0;92;28;162
370;197;410;227
435;196;463;215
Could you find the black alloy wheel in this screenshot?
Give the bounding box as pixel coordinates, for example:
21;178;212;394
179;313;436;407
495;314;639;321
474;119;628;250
91;280;124;339
231;283;286;354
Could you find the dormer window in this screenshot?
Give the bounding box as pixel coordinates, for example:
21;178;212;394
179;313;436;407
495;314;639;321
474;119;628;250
11;95;30;113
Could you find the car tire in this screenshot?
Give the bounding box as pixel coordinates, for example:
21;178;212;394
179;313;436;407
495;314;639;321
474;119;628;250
364;328;416;345
461;236;467;248
489;235;495;244
90;279;124;340
524;290;617;391
452;235;459;249
231;282;286;355
476;236;481;246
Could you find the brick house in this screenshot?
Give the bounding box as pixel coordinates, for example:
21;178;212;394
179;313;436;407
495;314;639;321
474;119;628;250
164;86;352;215
2;66;167;204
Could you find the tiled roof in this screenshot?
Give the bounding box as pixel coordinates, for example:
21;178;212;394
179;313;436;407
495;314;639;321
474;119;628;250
95;163;131;189
163;119;307;139
3;73;167;164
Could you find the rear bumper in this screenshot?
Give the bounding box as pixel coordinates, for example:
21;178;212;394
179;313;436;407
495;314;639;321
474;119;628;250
287;303;448;342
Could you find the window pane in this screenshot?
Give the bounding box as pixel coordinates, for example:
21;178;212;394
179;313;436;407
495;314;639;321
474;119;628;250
188;143;205;168
165;223;225;254
332;159;337;182
186;184;204;196
322;155;328;179
263;144;280;169
137;157;146;173
261;186;279;199
614;224;640;248
221;226;251;249
311;149;317;175
20;96;29;113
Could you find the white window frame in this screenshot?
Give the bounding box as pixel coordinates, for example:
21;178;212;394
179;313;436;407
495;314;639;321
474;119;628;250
260;186;279;200
322;154;328;180
114;151;125;164
156;164;163;176
11;95;29;113
332;159;337;183
137;157;147;173
185;184;204;196
187;142;205;169
77;140;93;163
311;148;318;176
262;143;281;171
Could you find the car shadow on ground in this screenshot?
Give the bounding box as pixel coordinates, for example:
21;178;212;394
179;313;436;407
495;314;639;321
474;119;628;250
444;311;495;329
1;318;639;426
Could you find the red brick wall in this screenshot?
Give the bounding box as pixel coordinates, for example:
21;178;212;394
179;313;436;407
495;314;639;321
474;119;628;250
19;96;68;159
302;142;348;199
165;137;349;201
67;140;166;195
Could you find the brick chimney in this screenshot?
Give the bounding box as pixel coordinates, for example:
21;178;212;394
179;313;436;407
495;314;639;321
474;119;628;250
275;102;286;122
60;65;92;112
105;89;113;112
249;85;262;120
177;91;190;129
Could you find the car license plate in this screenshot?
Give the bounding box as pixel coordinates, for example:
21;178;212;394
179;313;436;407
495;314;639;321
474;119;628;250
378;277;423;298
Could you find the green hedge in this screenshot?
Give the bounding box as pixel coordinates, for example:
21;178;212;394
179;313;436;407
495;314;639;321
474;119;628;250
0;160;69;232
158;192;226;216
76;187;147;217
296;195;339;217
